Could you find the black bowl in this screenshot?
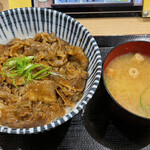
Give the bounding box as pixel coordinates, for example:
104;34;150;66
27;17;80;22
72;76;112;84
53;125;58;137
102;41;150;127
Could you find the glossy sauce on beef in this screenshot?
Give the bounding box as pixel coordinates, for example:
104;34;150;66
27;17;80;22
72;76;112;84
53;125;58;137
0;32;89;128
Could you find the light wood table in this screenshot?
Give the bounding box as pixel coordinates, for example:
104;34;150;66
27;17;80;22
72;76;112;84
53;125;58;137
0;0;149;37
77;17;150;36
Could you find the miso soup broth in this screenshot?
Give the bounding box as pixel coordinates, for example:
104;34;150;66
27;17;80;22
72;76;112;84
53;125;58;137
104;53;150;118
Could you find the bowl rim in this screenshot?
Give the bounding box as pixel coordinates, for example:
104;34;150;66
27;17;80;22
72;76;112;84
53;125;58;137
102;40;150;121
0;7;102;134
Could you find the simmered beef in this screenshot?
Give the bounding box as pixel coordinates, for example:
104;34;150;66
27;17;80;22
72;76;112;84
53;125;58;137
0;32;88;128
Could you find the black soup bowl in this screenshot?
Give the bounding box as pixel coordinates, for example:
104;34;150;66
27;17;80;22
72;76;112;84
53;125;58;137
102;41;150;127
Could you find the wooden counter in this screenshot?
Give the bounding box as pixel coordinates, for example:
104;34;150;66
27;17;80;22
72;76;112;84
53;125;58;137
1;0;150;36
77;17;150;36
1;0;150;37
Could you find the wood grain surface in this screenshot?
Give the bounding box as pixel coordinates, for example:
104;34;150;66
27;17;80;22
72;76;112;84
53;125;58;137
0;0;150;36
77;17;150;36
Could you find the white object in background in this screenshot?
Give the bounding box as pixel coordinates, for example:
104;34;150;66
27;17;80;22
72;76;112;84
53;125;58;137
134;0;143;5
38;0;48;2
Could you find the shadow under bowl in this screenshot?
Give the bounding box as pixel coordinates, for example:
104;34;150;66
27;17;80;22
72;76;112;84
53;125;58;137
102;41;150;127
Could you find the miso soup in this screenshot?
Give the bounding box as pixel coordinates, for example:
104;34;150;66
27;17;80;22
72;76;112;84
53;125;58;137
104;53;150;118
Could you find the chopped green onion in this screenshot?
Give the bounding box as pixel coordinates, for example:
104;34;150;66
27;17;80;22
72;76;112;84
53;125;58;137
12;77;18;88
0;56;65;87
34;73;50;80
32;67;52;79
105;79;109;87
140;96;144;112
140;86;150;116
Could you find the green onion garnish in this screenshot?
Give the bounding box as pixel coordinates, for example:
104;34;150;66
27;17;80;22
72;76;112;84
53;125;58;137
140;86;150;116
105;78;109;87
0;56;65;87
